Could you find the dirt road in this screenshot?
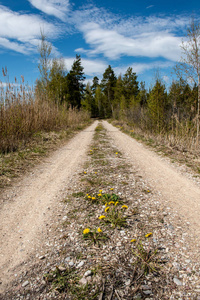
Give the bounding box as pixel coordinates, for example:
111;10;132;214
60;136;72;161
103;121;200;232
0;121;98;292
1;120;200;293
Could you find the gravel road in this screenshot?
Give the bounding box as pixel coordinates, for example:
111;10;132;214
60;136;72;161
1;120;200;295
0;121;98;293
103;121;200;234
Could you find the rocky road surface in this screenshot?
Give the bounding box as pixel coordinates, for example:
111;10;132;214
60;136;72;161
1;120;200;296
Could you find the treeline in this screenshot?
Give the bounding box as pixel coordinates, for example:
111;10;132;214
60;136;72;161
40;50;198;148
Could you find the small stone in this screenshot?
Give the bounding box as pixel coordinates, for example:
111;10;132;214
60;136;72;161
79;277;87;285
22;280;29;287
65;257;71;262
77;261;84;268
141;285;151;290
58;266;66;272
84;270;92;277
143;290;152;295
69;261;74;267
173;277;183;286
125;279;131;286
39;256;45;260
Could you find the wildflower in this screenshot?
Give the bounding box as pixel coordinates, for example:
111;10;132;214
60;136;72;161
109;201;115;205
115;201;119;206
145;232;153;238
84;171;87;174
130;239;136;243
105;202;108;207
105;206;110;212
97;228;102;233
147;190;150;193
121;205;128;209
95;172;97;174
92;197;96;200
115;152;118;155
83;228;90;235
88;195;91;199
99;215;106;220
98;193;102;197
99;189;103;193
110;188;114;191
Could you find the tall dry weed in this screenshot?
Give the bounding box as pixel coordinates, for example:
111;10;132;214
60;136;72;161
0;71;90;153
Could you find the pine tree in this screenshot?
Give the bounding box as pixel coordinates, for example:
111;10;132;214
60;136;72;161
148;79;168;133
64;55;85;109
122;67;139;107
101;65;117;117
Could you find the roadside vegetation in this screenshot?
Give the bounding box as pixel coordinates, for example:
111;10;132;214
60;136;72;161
4;122;200;299
0;19;199;188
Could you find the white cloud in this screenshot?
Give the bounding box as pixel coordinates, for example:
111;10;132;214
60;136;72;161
0;5;60;54
28;0;69;21
114;61;174;76
79;22;182;61
64;57;108;76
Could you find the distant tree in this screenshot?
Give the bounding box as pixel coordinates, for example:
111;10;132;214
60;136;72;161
64;55;85;108
91;76;99;96
122;67;139;107
48;58;66;104
101;65;117;117
37;32;52;100
175;18;200;145
147;79;168;133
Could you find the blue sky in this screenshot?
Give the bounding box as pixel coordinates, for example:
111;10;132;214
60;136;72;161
0;0;199;89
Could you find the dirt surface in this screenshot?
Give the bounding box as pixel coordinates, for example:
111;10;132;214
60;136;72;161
1;120;200;298
103;121;200;235
0;121;98;293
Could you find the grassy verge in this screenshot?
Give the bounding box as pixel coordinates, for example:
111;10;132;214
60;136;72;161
0;114;91;189
110;119;200;178
4;122;200;299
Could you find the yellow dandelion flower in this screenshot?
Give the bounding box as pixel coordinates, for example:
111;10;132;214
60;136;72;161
145;232;153;238
105;206;110;212
109;201;115;205
115;201;119;206
121;205;128;209
84;171;87;174
98;193;102;197
95;172;97;174
97;228;102;233
92;197;96;200
115;152;118;155
99;215;106;220
130;239;136;243
99;189;103;193
110;188;114;191
105;202;108;207
83;228;90;235
147;190;150;193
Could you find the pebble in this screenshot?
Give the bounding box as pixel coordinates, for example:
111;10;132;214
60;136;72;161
69;261;74;267
84;270;92;277
77;261;84;268
22;280;29;287
173;277;183;286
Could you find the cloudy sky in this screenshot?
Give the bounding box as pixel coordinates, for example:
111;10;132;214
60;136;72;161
0;0;199;88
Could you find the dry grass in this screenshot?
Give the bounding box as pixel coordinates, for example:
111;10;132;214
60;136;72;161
0;71;91;189
0;73;90;153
